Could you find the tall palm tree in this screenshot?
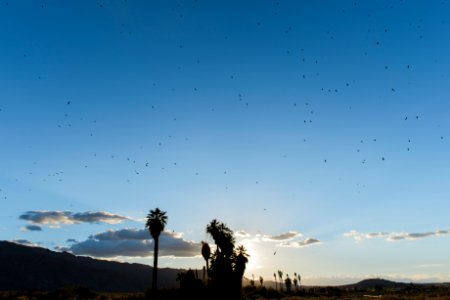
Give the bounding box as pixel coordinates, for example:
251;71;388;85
277;270;283;291
145;208;168;293
285;274;292;293
293;272;298;291
234;245;249;279
273;273;277;290
206;219;235;285
201;241;211;282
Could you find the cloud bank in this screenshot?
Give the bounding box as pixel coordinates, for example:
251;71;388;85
66;228;201;258
344;229;450;242
262;231;302;242
19;210;128;226
279;238;322;248
236;230;321;248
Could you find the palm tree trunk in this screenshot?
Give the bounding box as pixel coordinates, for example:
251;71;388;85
152;237;159;291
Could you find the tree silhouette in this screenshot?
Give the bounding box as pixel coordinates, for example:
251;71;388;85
176;269;201;290
273;273;277;290
205;219;249;300
201;241;211;283
145;208;167;294
285;274;292;293
234;245;249;293
259;276;264;287
277;270;283;291
206;219;235;257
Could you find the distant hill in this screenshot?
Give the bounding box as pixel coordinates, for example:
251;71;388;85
344;278;408;289
0;241;186;292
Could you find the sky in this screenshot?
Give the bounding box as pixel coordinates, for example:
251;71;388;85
1;0;450;286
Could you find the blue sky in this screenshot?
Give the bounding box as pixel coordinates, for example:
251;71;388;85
1;0;450;285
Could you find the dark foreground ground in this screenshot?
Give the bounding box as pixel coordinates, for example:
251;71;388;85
1;284;450;300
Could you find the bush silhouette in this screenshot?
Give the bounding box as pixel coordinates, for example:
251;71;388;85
203;219;249;300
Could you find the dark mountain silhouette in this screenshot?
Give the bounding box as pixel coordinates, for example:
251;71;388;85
344;278;408;289
0;241;184;292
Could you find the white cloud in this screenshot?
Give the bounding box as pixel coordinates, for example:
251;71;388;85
344;229;450;242
262;231;302;242
235;230;251;238
235;230;321;249
66;228;201;258
19;210;128;226
279;238;322;248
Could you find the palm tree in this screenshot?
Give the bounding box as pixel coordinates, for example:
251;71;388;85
277;270;283;291
293;272;298;291
201;241;211;283
233;244;249;300
234;245;249;279
206;219;246;300
145;208;168;293
206;219;235;286
207;219;235;257
176;272;186;288
273;273;277;290
285;274;292;293
259;276;264;287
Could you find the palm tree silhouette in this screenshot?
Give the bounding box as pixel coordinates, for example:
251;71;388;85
201;241;211;283
206;219;235;257
206;219;235;286
293;272;298;291
205;219;249;299
273;273;277;290
145;208;167;293
277;270;283;291
234;245;249;292
285;274;292;293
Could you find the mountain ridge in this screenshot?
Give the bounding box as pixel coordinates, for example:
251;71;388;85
342;278;408;289
0;241;184;292
1;241;447;292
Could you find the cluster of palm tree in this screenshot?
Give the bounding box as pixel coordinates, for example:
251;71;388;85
145;208;305;299
273;270;301;292
145;209;249;299
201;219;250;299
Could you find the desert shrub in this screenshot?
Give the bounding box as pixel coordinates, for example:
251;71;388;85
242;286;284;300
47;285;97;300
